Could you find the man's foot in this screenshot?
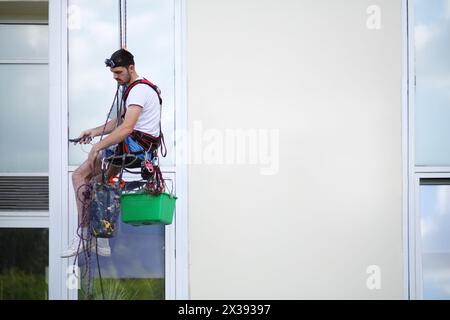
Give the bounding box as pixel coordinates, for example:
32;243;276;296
61;235;111;258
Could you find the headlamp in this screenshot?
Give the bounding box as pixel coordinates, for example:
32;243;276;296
104;58;116;68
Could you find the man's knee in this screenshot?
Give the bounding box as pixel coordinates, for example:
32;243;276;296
72;167;89;185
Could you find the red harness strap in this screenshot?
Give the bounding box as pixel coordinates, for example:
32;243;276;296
121;78;166;157
123;78;162;105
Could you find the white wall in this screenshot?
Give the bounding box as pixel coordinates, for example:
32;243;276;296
187;0;403;299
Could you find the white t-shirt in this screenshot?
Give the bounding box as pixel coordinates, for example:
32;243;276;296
125;78;161;137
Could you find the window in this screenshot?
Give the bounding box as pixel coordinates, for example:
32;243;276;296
0;23;49;174
67;0;175;300
410;0;450;300
78;220;165;300
68;0;174;167
0;1;49;300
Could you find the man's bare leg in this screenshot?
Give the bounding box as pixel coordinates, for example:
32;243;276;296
62;157;122;258
72;157;102;226
73;158;123;223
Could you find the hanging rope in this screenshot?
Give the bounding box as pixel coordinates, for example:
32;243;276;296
124;0;127;49
71;0;129;301
118;0;122;48
119;0;127;49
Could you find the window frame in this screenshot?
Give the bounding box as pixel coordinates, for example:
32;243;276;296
412;172;450;299
406;0;450;300
0;22;50;227
0;17;50;301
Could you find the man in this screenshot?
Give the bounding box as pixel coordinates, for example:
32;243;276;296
61;49;162;258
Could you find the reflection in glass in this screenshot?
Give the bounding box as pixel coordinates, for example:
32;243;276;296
420;182;450;299
414;0;450;165
0;25;48;60
79;220;165;300
0;228;49;300
68;0;174;300
0;64;48;172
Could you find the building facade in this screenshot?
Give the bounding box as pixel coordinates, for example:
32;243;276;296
0;0;448;300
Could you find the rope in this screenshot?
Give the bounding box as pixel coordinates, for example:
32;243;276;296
124;0;127;49
99;86;120;142
72;0;129;300
71;182;94;297
95;241;105;300
119;0;127;49
119;0;122;49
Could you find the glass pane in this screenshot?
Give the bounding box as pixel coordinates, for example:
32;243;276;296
0;2;48;23
78;221;165;300
68;0;175;167
68;0;118;166
127;0;175;167
414;0;450;166
0;64;48;172
0;25;48;61
420;182;450;299
0;228;49;300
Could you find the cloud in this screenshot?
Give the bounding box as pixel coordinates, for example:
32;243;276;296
421;216;437;238
414;24;437;51
415;12;450;96
426;265;450;281
420;191;450;251
26;25;48;55
437;186;450;216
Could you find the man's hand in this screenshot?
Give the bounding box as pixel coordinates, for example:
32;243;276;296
87;144;101;172
76;128;98;144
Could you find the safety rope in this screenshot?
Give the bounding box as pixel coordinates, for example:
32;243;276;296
71;182;95;298
69;0;130;301
124;0;127;49
119;0;127;49
118;0;122;48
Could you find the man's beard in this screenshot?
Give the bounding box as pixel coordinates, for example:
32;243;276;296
124;72;131;84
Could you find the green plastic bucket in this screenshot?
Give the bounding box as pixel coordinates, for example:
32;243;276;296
121;192;177;225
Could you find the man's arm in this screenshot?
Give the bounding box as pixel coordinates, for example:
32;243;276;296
87;105;141;168
86;105;141;169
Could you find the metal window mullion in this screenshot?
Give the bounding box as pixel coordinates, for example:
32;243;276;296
0;60;48;65
0;172;49;176
0;22;48;26
174;0;189;300
0;215;49;228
